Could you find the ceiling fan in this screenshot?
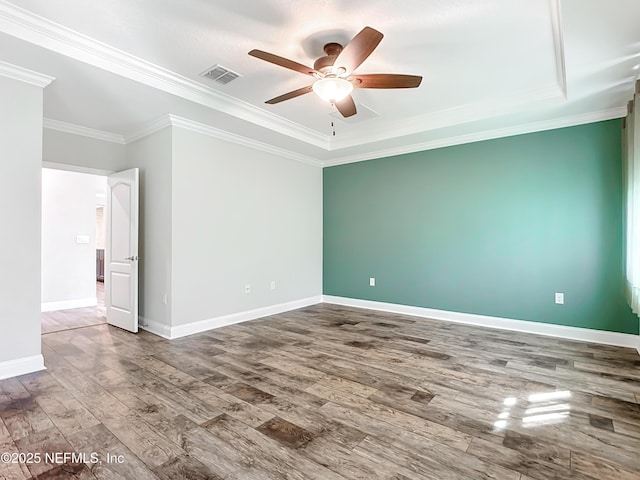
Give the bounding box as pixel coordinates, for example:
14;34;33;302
248;27;422;118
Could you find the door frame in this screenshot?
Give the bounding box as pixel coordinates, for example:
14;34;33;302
40;161;114;330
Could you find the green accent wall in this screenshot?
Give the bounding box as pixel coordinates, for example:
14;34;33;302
323;120;639;335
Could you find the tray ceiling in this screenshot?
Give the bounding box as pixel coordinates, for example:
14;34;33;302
0;0;638;165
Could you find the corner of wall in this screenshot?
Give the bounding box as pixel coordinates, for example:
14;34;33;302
0;70;47;378
125;125;174;333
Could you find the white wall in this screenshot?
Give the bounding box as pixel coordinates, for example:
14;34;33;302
43;128;128;172
126;127;173;331
0;75;44;374
41;168;101;310
170;127;322;327
40;123;323;339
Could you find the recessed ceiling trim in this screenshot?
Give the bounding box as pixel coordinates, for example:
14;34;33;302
324;107;627;167
0;1;328;149
0;59;54;87
549;0;567;99
43;118;126;144
329;84;567;150
324;0;569;150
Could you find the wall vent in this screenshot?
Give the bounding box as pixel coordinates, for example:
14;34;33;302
201;64;241;85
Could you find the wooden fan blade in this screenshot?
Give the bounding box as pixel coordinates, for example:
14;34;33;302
353;74;422;89
334;27;383;74
249;49;317;76
265;85;314;104
335;95;357;118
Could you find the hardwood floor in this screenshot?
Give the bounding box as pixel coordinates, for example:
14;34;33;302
3;303;640;479
41;283;106;334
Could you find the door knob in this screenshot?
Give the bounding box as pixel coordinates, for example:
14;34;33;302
126;255;139;261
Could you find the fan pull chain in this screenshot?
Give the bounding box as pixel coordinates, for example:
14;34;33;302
330;104;337;137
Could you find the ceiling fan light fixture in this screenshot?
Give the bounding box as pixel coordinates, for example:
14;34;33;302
312;77;353;103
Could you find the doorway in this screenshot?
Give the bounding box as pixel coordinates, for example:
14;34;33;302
41;167;108;334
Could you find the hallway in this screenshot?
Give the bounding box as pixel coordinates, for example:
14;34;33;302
41;282;106;334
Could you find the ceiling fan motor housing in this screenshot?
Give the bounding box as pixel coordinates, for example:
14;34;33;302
313;43;345;74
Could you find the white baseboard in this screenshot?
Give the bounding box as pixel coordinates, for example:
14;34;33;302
41;297;97;312
139;316;172;339
162;296;322;340
323;296;640;354
0;354;46;381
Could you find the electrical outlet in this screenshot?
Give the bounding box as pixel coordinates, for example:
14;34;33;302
369;277;375;287
270;281;276;290
245;284;251;294
555;292;564;304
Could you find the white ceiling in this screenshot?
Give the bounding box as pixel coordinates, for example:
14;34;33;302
0;0;638;165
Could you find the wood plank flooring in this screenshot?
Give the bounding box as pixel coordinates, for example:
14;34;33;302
2;303;640;479
41;283;106;334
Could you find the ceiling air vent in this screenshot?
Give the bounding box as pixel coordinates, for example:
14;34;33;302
201;64;241;85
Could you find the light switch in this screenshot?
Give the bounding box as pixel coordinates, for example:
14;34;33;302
76;235;90;244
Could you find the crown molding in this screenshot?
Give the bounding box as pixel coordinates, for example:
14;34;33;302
0;0;328;149
43;118;126;144
0;59;54;87
329;84;566;151
43;106;627;169
167;115;323;167
0;1;569;153
124;115;173;144
125;114;323;167
324;107;628;167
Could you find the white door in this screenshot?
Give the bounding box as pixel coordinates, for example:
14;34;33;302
105;168;139;333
